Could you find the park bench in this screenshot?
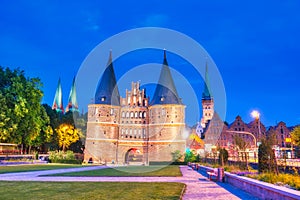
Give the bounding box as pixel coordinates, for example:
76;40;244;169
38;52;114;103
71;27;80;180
207;169;218;181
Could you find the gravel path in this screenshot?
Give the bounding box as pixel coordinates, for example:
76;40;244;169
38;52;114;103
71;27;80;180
0;165;258;199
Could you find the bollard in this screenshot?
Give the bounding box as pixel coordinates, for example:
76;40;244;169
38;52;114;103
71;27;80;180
218;168;224;182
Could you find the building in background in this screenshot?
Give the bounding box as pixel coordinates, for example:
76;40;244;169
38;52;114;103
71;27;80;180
52;77;78;113
65;77;79;113
52;78;64;113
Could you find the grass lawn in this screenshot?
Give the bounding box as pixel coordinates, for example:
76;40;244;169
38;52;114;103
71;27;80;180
0;164;86;174
51;165;182;177
0;181;185;200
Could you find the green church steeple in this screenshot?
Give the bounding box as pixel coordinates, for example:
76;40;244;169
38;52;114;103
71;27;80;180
65;76;78;112
52;78;64;113
202;62;212;100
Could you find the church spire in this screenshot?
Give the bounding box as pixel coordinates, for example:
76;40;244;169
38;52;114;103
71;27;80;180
94;50;120;105
202;62;212;100
150;50;182;105
52;78;64;113
65;76;78;113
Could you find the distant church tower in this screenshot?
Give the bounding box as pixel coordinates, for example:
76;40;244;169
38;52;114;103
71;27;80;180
148;50;186;161
200;63;214;128
65;77;79;113
52;78;64;113
84;51;120;163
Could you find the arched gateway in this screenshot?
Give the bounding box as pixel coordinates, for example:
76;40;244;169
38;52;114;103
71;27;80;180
125;148;143;165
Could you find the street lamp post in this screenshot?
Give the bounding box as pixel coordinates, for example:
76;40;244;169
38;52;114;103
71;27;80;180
251;110;261;140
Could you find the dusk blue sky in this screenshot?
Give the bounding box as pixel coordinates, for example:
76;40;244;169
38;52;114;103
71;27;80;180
0;1;299;127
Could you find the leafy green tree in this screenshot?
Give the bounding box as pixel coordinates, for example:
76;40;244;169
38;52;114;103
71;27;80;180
291;126;300;147
171;150;183;162
42;104;60;151
218;148;229;166
184;149;197;162
0;67;50;153
258;138;278;174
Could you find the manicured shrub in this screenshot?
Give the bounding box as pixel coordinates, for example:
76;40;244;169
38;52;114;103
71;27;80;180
49;150;81;164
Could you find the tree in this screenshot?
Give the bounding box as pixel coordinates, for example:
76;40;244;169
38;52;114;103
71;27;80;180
171;150;183;162
184;149;197;162
0;67;50;153
258;138;278;174
218;148;228;166
55;123;81;152
63;110;86;153
291;126;300;147
234;135;249;170
42;104;60;151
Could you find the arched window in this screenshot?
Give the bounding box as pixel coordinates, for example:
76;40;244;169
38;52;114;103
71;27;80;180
135;112;138;118
139;111;143;118
122;111;125;118
126;112;129;118
143;111;146;118
130;112;134;118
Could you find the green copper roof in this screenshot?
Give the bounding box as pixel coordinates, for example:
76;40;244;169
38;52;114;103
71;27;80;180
202;62;212;100
150;50;182;105
65;76;78;112
52;78;64;113
94;51;120;105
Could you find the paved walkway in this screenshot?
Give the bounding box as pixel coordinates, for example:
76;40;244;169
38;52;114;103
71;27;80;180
0;165;258;199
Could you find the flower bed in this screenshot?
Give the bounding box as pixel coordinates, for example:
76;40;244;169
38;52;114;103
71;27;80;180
247;173;300;191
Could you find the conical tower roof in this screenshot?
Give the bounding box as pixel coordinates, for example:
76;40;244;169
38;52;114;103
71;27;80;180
202;62;212;100
150;50;182;105
52;78;64;113
94;51;120;105
65;76;78;112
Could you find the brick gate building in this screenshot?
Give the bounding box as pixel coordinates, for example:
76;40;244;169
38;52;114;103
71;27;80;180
84;50;186;164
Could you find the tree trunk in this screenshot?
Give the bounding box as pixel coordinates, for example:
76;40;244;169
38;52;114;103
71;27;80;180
28;146;31;154
245;152;249;171
21;144;23;155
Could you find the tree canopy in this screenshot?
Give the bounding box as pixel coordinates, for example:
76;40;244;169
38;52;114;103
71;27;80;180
0;67;51;153
291;126;300;147
55;123;81;152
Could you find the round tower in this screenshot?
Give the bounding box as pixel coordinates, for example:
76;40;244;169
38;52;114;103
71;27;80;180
84;51;120;164
148;50;186;162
